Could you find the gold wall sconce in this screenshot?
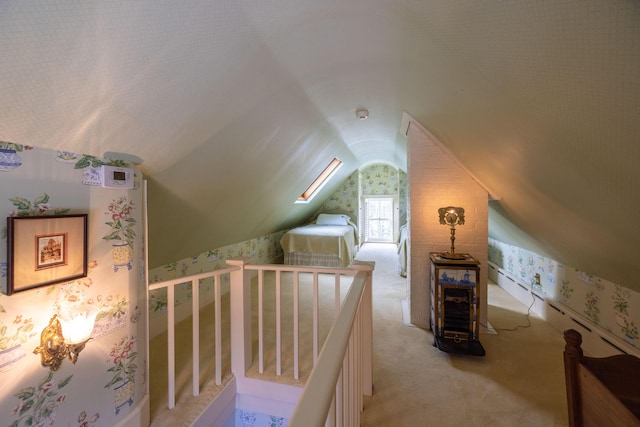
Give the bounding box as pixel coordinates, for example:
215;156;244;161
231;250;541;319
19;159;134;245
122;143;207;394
438;206;466;259
34;305;98;371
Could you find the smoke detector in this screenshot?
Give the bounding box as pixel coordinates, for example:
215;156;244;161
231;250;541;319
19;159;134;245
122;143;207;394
356;109;369;120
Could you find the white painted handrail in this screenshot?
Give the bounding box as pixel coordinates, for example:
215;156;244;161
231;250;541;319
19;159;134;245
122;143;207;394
148;258;373;420
244;263;360;382
148;266;238;409
288;262;374;427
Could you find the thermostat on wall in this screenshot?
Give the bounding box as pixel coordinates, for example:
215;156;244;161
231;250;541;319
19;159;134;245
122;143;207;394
99;165;135;189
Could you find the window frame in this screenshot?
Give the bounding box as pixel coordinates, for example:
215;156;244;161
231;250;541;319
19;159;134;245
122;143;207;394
296;157;343;204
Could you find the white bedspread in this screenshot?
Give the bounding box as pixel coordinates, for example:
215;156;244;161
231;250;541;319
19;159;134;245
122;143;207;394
280;224;357;267
397;224;408;277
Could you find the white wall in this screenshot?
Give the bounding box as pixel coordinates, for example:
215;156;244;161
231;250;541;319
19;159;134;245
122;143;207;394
406;121;489;329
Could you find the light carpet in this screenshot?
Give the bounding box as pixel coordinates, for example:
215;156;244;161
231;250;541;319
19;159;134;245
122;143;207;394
357;243;568;427
149;243;569;426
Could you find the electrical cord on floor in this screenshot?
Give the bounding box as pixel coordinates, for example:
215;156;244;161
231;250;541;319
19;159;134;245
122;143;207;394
481;289;535;332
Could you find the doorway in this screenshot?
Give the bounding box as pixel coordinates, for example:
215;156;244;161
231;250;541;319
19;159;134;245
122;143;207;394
363;197;395;243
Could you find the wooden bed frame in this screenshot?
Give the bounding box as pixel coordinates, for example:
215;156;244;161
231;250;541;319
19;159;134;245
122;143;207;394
563;329;640;426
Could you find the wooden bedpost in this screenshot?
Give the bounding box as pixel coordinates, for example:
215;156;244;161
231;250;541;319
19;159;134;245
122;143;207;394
563;329;583;427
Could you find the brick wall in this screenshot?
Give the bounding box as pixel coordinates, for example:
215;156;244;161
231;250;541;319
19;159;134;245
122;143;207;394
407;122;489;329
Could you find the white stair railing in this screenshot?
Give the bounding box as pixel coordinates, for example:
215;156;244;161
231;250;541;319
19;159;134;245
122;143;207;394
148;266;238;409
148;258;373;423
243;263;364;382
288;261;374;427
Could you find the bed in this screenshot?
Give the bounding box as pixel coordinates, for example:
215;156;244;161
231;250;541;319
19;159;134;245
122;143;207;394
397;223;408;277
563;328;640;426
280;212;358;268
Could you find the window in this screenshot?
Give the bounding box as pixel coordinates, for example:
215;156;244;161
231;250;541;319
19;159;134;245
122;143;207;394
296;158;342;203
364;197;395;242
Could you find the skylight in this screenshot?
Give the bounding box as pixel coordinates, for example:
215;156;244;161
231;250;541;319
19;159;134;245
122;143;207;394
296;157;343;203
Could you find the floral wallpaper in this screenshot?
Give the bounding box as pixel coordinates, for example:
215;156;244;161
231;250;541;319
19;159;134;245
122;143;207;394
0;144;146;426
105;335;137;415
236;409;288;427
320;164;408;225
398;169;408;224
148;232;284;284
489;237;639;348
148;230;286;336
9;371;73;427
320;170;359;217
361;163;398;195
103;196;136;272
361;164;407;225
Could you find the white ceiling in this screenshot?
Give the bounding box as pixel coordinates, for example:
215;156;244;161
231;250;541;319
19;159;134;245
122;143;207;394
1;1;639;291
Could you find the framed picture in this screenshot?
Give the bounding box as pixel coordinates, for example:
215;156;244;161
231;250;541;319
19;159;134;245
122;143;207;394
7;214;88;295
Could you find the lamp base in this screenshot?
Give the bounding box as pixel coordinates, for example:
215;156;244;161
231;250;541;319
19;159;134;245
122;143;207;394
439;252;468;260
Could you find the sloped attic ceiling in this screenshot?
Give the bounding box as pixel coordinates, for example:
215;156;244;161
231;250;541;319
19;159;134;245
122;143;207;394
0;2;639;291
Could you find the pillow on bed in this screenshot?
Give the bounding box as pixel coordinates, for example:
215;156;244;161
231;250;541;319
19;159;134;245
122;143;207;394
316;213;349;225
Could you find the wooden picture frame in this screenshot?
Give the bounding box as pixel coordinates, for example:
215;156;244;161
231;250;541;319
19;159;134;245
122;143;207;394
7;214;88;295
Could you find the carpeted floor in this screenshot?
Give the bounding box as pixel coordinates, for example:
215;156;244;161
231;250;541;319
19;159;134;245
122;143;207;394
149;243;569;426
356;243;568;427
